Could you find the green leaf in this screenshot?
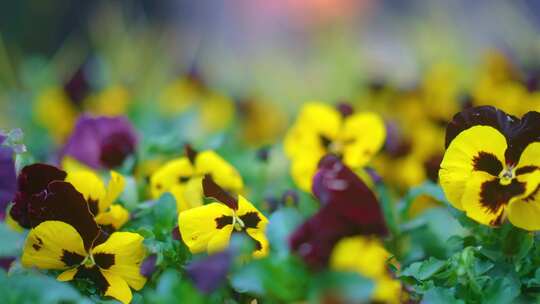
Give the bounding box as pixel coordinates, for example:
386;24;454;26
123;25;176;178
0;222;25;257
401;257;446;281
421;287;464;304
265;207;303;256
309;271;374;303
398;182;447;219
482;277;520;304
0;271;91;303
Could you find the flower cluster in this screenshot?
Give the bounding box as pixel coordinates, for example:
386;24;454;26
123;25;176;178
4;43;540;304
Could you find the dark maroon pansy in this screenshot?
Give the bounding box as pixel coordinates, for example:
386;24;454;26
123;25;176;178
0;145;16;219
9;164;67;228
61;115;138;169
185;251;232;294
446;106;540;165
26;181;101;250
290;155;387;268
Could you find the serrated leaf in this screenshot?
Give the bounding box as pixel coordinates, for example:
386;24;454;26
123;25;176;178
401;257;446;281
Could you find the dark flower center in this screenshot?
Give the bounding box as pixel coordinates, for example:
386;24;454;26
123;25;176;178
99;133;135;169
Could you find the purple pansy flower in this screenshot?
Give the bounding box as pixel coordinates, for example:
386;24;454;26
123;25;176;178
185;251;232;294
140;254;158;278
61;115;138;169
0;144;16;219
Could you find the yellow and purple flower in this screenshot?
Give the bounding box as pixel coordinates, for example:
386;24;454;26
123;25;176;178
178;175;268;257
15;169;146;303
150;145;243;212
439;106;540;229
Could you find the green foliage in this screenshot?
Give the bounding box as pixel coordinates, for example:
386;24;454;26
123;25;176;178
0;270;91;304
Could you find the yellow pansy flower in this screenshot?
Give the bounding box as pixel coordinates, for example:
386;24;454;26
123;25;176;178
23;221;146;304
284;102;386;191
150;146;243;212
330;236;402;304
439;106;540;229
178;175;268;257
86;85;131;116
33;87;77;142
19;181;146;304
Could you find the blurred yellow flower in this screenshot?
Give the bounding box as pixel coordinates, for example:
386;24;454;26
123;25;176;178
150;146;243;212
33;87;77;142
284;102;386;191
330;236;402;304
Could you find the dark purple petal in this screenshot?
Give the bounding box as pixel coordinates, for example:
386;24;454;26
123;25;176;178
27;181;100;251
0;257;15;271
61;115;138;169
172;225;182;241
383;120;412;158
64;66;90;106
141;254;158;278
290;155;387;268
186;251;232;294
424;153;443;183
445;106;540;165
313;155;387;233
336;102;354;118
0;146;16;219
202;175;238;210
10;164;66;228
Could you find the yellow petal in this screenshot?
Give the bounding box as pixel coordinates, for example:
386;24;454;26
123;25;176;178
61;156;93;172
178;203;233;254
237;196;268;224
330;236;391;279
66;169;106;212
246;229;269;258
57;268;78;281
182;177;205;210
102;171;126;211
150;158;194;199
372;276;402;304
439;126;507;210
289;151;323;192
517;142;540;171
507;174;540;231
22;221;87;270
461;172;510;226
284;124;326;160
95;204;130;230
91;232;147;290
195;151;244;192
236;196;269;257
101;270;133;304
207;225;234;254
341;112;386;168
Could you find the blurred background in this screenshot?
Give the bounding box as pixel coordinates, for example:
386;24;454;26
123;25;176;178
1;0;540;164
